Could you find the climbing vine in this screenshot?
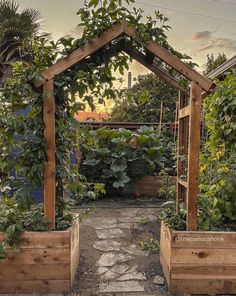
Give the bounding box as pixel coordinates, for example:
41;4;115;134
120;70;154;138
198;70;236;230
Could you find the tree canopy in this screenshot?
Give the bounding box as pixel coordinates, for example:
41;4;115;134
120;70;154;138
109;73;178;123
0;0;43;86
203;53;227;76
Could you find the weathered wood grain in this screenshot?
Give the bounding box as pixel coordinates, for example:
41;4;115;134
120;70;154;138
0;280;71;294
187;82;202;230
0;220;80;294
160;223;236;294
43;79;56;228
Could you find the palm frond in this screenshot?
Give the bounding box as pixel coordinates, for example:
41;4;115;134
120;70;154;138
0;0;44;66
20;8;43;32
0;0;19;22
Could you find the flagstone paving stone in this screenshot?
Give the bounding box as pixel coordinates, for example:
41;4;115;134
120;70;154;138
122;244;149;257
96;228;128;239
93;240;121;252
98;252;134;267
99;281;145;293
110;263;130;274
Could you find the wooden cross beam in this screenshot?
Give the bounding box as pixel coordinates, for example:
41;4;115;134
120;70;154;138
124;47;186;92
122;21;213;92
34;22;125;88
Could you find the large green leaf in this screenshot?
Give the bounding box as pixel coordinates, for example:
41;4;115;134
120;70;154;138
113;172;130;188
102;169;113;178
110;159;127;173
83;159;99;166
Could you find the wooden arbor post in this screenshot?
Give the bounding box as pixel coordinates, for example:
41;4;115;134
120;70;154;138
43;79;56;229
176;82;202;230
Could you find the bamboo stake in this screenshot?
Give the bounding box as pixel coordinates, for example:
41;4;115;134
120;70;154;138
159;101;163;134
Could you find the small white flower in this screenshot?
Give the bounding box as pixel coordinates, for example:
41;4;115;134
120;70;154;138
0;185;11;193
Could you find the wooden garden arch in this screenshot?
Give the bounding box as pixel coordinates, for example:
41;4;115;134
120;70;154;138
34;21;214;231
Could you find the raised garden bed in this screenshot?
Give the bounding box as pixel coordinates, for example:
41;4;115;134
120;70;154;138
0;219;79;294
160;222;236;294
131;176;176;196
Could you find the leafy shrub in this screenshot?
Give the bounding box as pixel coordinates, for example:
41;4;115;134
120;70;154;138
156;170;176;199
198;71;236;231
80;126;174;195
140;238;160;254
158;201;186;230
0;197;75;258
198;149;236;230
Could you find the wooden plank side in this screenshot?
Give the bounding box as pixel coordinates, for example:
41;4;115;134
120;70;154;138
0;248;70;265
124;47;186;92
35;22;125;87
179;105;190;119
176;91;185;211
123;21;213;91
19;231;70;249
173;274;236;280
0;264;70;280
186;82;202;230
172;264;236;278
70;219;80;284
43;79;56;228
0;280;70;294
172;248;236;264
132;176;176;195
160;223;172;285
172;231;236;249
171;279;236;294
0;231;70;249
71;235;80;283
71;219;80;250
178;179;188;188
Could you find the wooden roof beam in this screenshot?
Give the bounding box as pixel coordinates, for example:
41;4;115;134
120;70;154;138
122;21;214;92
34;22;126;88
124;47;186;93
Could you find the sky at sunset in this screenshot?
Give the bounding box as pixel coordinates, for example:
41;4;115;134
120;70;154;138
16;0;236;109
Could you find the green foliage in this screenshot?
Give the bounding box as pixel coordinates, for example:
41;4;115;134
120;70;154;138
157;170;176;200
80;126;174;195
198;70;236;230
0;0;193;253
0;0;43;84
158;201;186;230
109;74;178;123
203;53;227;76
0;197;76;258
140;238;160;254
204;70;236;148
198;150;236;230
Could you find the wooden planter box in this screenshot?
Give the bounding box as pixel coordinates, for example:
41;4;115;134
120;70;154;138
0;219;80;294
160;222;236;294
132;175;176;196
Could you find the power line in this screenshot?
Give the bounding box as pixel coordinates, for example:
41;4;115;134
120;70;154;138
136;1;236;24
210;0;236;5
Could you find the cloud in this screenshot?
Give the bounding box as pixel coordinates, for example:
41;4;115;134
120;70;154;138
190;31;212;42
199;37;236;52
188;30;236;53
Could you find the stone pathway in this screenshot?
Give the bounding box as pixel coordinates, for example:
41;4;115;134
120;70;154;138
74;206;169;296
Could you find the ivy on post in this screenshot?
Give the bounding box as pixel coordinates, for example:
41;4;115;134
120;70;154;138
187;82;202;231
43;79;56;229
